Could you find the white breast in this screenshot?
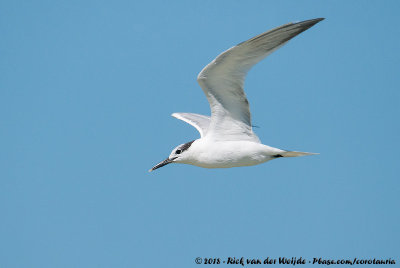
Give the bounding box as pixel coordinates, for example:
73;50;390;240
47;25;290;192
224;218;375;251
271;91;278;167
183;139;282;168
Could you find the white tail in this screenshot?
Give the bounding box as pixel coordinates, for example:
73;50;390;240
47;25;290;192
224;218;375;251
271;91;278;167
280;151;319;157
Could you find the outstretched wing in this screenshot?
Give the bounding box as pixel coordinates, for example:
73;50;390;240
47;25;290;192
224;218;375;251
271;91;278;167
197;18;324;142
171;112;210;137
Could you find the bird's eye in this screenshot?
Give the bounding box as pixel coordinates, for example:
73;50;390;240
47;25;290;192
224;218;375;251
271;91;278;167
175;149;182;154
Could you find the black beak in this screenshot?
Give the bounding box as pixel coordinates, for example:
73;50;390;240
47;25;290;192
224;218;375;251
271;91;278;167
149;157;176;172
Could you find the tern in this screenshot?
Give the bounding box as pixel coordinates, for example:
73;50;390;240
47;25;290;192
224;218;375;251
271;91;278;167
150;18;323;172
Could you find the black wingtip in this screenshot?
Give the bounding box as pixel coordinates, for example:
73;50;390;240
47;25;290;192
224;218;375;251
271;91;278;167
289;18;325;35
297;18;325;27
311;18;325;24
312;18;325;22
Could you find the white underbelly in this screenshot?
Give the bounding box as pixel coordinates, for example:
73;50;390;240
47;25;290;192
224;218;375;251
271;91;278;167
187;150;272;168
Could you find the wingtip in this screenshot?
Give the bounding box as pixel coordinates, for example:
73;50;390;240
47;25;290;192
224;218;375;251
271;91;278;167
313;18;325;25
294;18;325;28
305;17;325;23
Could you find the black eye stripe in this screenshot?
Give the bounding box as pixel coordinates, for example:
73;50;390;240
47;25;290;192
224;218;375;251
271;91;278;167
176;140;195;154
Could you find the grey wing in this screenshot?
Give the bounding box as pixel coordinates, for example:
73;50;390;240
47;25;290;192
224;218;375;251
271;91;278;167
197;18;324;142
171;113;210;137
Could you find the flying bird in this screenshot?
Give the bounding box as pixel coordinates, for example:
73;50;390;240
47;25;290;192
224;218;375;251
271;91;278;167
150;18;324;172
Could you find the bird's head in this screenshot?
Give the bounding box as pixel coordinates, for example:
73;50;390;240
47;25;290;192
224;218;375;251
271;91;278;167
149;140;195;172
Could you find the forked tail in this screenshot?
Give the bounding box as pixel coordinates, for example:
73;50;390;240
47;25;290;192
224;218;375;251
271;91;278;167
279;151;319;157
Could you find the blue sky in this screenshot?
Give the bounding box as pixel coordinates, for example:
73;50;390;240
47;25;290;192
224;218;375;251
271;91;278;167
1;0;399;267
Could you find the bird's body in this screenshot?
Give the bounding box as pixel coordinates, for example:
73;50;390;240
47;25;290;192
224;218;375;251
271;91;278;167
177;139;282;168
150;18;323;172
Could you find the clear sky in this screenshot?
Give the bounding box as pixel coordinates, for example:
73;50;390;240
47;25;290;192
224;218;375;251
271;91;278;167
1;0;399;267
